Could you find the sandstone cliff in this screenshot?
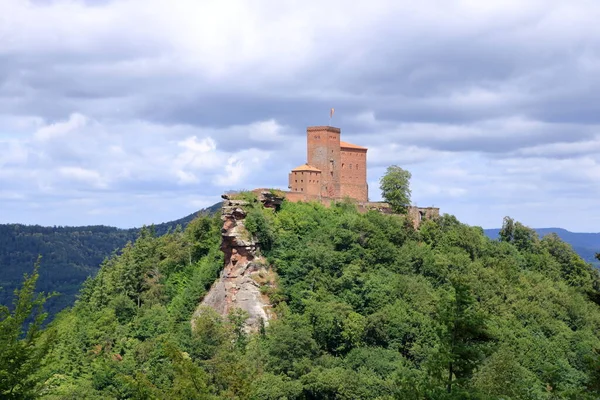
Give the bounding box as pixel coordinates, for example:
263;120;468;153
192;192;281;332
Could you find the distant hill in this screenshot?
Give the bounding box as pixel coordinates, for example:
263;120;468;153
151;201;222;236
0;201;222;320
484;227;600;265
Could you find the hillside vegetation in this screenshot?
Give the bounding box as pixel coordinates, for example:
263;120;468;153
485;228;600;266
4;198;600;399
0;204;221;320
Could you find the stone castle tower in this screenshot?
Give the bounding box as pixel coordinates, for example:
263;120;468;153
288;126;368;203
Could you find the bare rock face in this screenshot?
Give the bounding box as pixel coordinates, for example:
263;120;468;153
193;192;281;332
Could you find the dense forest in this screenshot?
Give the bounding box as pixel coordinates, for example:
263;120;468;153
484;228;600;266
3;195;600;399
0;203;221;319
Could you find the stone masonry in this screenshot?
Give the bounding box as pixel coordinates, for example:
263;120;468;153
287;126;368;203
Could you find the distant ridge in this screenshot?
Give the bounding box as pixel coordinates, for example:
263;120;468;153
0;201;223;320
150;201;222;236
484;227;600;265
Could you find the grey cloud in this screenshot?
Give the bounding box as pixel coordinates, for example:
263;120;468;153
3;0;600;230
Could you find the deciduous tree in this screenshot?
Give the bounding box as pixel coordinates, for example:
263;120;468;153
379;165;412;213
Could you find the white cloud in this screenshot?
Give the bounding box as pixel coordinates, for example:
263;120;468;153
58;166;107;189
34;113;88;141
175;170;199;185
0;113;279;225
248;120;284;142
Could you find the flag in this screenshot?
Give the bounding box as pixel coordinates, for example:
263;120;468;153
330;108;335;118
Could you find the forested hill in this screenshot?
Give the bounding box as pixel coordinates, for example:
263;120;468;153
0;202;222;320
485;227;600;265
6;197;600;398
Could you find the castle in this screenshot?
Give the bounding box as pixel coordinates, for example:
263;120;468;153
248;124;439;227
278;124;439;227
286;126;369;203
209;125;440;332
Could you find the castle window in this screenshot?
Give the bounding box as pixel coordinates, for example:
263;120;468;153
349;164;352;169
356;164;359;169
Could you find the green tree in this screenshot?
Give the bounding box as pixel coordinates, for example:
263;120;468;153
498;216;538;252
0;260;54;399
23;203;600;398
498;216;514;243
436;280;491;394
471;346;543;399
379;165;412;213
164;341;215;399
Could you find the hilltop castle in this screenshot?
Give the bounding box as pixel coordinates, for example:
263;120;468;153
286;126;369;203
249;124;439;227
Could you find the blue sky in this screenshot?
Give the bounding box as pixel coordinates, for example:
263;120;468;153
1;0;600;231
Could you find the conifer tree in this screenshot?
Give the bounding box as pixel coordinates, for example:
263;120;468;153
0;259;54;399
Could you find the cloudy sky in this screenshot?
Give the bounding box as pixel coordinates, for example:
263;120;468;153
1;0;600;231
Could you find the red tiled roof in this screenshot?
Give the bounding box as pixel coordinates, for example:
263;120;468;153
340;141;367;150
292;163;322;172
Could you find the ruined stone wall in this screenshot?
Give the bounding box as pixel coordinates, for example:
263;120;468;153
406;206;440;229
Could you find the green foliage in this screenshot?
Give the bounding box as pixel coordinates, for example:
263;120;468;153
471;346;544;399
434;279;492;393
379;164;412;213
245;206;275;252
0;260;54;399
12;202;600;399
0;203;222;322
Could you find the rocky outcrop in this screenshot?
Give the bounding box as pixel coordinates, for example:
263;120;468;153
192;192;281;332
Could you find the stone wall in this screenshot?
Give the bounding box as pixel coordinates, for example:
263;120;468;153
340;147;368;202
288;169;321;196
306;126;341;198
406;206;440;229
